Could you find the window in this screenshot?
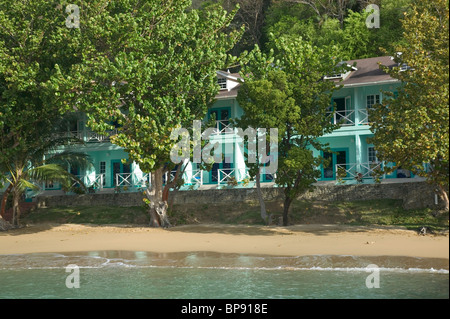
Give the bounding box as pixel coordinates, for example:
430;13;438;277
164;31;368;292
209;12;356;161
368;147;378;163
366;95;380;109
45;181;55;189
217;77;227;90
100;161;106;186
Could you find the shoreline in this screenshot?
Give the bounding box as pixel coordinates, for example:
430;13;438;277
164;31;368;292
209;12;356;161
1;223;448;263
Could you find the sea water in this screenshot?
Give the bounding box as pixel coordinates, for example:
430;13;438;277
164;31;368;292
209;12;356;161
0;251;448;299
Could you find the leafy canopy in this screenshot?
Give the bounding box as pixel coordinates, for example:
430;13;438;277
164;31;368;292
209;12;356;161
237;36;347;224
60;0;243;174
369;0;449;189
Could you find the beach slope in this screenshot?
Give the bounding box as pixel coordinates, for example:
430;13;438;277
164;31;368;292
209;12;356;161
0;224;448;260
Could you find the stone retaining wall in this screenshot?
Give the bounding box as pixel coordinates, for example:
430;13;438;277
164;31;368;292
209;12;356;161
35;181;441;210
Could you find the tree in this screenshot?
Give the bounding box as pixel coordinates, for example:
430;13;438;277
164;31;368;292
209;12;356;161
0;0;89;227
60;0;243;227
369;0;449;210
237;38;347;226
282;0;359;27
0;146;90;227
264;0;414;59
197;0;271;56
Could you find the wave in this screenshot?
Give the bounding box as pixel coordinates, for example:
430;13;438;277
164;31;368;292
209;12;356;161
0;251;448;274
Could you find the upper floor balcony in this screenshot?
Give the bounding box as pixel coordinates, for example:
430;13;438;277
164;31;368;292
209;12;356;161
55;128;119;143
327;108;373;127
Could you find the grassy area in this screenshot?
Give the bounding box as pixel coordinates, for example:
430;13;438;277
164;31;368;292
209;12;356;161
22;206;149;225
21;198;449;232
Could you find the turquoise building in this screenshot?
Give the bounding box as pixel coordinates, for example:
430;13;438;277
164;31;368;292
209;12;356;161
37;55;422;196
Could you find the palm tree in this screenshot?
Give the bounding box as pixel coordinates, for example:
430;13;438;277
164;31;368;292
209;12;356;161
0;117;92;227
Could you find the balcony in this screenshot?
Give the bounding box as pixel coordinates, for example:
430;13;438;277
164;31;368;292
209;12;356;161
115;173;151;188
212;120;234;135
328;110;355;126
54;129;118;143
86;129;118;142
335;162;384;182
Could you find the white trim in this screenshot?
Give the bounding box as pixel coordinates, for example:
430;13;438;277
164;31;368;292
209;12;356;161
341;79;400;88
216;70;241;82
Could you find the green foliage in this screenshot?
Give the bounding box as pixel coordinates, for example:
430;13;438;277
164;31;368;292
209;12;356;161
336;166;347;184
237;36;346;225
369;0;449;194
22;206;149;225
0;0;82;172
21;200;449;230
60;0;242;177
0;1;94;225
263;0;413;60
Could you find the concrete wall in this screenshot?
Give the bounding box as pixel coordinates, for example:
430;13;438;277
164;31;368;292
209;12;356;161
35;182;441;210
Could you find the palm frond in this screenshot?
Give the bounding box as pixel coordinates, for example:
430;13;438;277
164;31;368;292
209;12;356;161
44;151;92;171
28;137;86;167
16;179;41;193
24;164;87;190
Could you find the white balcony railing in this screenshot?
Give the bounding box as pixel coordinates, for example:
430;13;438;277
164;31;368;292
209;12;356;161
217;168;251;185
55;129;118;143
134;173;151;188
71;174;105;189
213;120;234;135
358;108;376;125
116;173;132;187
54;130;84;140
336;162;384;180
88;174;104;188
187;170;203;186
116;173;151;188
328;110;355;126
86;129;118;142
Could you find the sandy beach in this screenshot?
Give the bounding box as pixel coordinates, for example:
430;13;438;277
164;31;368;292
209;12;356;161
0;223;448;261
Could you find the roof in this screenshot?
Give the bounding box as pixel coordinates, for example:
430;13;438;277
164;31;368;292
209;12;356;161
216;83;241;99
338;56;399;87
216;71;243;99
214;56;400;100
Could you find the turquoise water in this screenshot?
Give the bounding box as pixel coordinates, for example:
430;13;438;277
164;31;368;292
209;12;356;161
0;251;448;299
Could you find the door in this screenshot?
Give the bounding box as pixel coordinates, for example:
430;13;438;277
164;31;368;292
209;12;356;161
209;107;231;133
322;148;349;180
332;97;351;125
111;160;131;186
69;165;81;188
210;155;234;184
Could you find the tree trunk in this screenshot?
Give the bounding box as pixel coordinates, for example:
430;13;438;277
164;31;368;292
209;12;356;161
12;189;20;227
255;167;269;225
146;167;172;228
282;196;292;227
437;184;449;211
0;184;13;219
0;215;13;231
162;164;185;204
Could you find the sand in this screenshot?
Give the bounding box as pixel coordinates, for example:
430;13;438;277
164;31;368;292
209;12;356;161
0;223;448;261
